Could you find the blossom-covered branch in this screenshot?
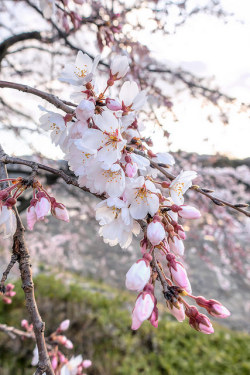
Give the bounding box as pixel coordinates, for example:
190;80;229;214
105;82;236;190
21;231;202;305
1;51;236;338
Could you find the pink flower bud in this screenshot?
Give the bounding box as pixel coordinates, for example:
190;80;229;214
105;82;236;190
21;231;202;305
35;193;51;220
169;237;185;256
27;205;38;230
75;100;95;122
195;296;230;318
106;98;122;111
147;221;165;246
131;292;154;330
210;303;230;318
3;297;12;304
59;319;70;331
178;205;201;220
177;226;186;240
125;259;151;292
166;302;185;322
125;162;137;178
82;360;92;368
54;205;69;222
7;291;16;297
58;352;67;364
5;283;15;292
21;319;29;329
51;356;58;370
170;262;192;294
65;339;73;349
186;306;214;334
199;316;214;334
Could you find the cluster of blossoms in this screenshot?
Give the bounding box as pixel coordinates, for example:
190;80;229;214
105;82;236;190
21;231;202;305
38;51;232;333
0;51;231;335
0;283;16;304
24;319;92;374
0;177;69;238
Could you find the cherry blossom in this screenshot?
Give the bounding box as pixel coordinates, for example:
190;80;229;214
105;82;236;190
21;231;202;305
125;176;160;220
39;108;68;150
125;257;151;292
147;220;165;246
59;51;100;86
169;170;197;205
0;205;17;239
119;81;147;112
110;55;130;79
131;292;155;330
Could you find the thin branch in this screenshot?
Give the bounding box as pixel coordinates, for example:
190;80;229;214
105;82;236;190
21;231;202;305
132;149;250;217
0;323;34;340
0;80;74;114
0;153;104;200
0;144;55;375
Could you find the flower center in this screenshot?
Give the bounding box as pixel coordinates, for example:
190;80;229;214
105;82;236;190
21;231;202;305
74;65;87;78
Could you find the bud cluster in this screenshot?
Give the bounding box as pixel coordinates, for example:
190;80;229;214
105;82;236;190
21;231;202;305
0;177;69;238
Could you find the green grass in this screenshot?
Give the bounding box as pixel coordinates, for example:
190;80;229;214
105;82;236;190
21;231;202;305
0;273;250;375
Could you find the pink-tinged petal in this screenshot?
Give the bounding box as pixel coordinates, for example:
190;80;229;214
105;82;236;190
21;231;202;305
125;260;151;292
167;302;186;322
54;206;69;222
131;313;143;330
199;322;214;334
147;221;165;246
106;98;122;111
82;360;92;369
178;205;201;220
211;303;230;318
35;197;51;220
169;237;185;256
171;263;192;294
27;206;38;230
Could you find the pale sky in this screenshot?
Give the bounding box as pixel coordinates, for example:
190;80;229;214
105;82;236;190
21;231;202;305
1;0;250;159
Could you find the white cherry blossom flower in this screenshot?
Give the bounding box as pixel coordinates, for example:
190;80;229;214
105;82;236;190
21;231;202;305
39;108;67;149
93;164;126;197
125;176;160;220
66;141;97;177
81;111;126;168
0;206;16;239
61;355;83;375
119;81;147;111
110;55;129;79
59;51;100;86
96;198;140;248
169;170;197;205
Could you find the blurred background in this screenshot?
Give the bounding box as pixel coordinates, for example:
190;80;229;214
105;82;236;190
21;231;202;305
0;0;250;374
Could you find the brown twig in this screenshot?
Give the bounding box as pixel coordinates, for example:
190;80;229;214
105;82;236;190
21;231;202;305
0;323;34;340
0;153;104;200
0;80;74;114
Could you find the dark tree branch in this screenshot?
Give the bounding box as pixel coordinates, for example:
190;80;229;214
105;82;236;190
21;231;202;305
0;80;75;114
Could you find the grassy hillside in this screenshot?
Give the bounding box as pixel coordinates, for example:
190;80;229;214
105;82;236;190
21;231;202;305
0;274;250;375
